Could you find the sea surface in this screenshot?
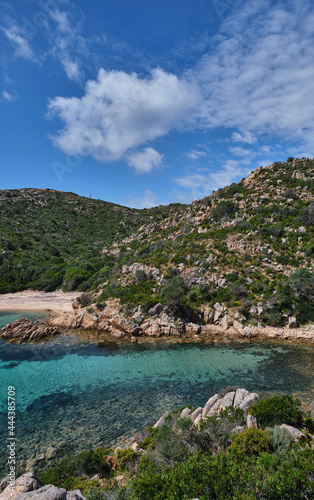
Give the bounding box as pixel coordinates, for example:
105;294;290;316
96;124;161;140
0;310;313;476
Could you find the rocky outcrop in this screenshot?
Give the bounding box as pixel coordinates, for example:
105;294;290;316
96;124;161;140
175;388;259;429
122;263;163;284
0;473;87;499
46;297;314;343
0;319;59;343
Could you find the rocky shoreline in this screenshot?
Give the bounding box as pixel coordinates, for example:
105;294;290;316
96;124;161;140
1;298;313;343
47;298;314;343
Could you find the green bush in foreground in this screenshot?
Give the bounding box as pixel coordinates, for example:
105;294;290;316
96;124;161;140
40;393;314;500
248;394;303;429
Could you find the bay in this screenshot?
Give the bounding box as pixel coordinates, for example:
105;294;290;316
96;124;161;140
0;310;313;476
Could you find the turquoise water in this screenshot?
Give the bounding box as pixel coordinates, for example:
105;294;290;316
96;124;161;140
0;311;313;475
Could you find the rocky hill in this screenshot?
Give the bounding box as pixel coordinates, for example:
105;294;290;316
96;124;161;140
1;158;313;329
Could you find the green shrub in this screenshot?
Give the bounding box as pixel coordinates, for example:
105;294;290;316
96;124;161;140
249;395;303;429
266;425;295;453
228;428;271;458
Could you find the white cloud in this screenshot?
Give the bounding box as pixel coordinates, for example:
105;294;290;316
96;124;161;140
127;147;163;174
186;149;208;160
48;67;201;161
1;90;15;102
60;56;81;81
2;25;35;60
124;189;160;208
229;146;253;158
175;159;250;200
193;0;314;153
231;131;257;144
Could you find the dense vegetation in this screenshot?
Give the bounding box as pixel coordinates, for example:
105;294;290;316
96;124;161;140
0;188;184;293
1;158;313;327
40;393;314;499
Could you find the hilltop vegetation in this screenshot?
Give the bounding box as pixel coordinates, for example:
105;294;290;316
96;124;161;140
0;158;313;327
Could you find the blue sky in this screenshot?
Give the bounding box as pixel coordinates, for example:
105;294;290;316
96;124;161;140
1;0;314;207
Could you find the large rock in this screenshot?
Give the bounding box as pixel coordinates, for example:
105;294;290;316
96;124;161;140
247;414;258;428
180;408;192;419
0;319;59;343
202;394;219;419
148;303;163;316
219;392;235;409
239;393;258;411
0;473;87;500
190;407;202;423
153;411;169;428
288;317;298;329
234;388;249;407
280;424;306;441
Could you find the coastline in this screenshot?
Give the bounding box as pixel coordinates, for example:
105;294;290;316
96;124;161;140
0;291;313;344
0;290;79;314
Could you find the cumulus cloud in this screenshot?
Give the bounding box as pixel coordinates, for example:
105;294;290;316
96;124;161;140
48;67;201;162
124;189;160;208
127;147;163;174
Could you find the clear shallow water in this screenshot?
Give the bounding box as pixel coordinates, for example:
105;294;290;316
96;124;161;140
0;311;313;476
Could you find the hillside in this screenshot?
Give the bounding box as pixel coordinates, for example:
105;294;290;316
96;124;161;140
0;188;184;293
1;157;313;328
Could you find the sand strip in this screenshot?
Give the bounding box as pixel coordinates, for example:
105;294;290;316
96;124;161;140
0;290;80;314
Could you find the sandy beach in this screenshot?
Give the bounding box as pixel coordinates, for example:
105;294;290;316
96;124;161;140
0;290;80;313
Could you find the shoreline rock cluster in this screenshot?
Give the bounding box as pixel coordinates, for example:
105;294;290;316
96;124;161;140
0;318;60;343
0;472;86;499
47;298;314;344
1;300;313;344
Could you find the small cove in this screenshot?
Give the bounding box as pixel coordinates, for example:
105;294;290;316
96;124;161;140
0;311;313;476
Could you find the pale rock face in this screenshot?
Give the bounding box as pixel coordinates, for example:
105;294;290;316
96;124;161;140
206;399;221;417
153;411;169;428
0;472;86;500
190;407;203;422
280;424;306;441
180;407;192;418
288;317;298;329
239;393;259;411
193;414;202;427
185;323;201;334
219;392;235;409
247;414;258;428
202;394;219;419
234;388;249;407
